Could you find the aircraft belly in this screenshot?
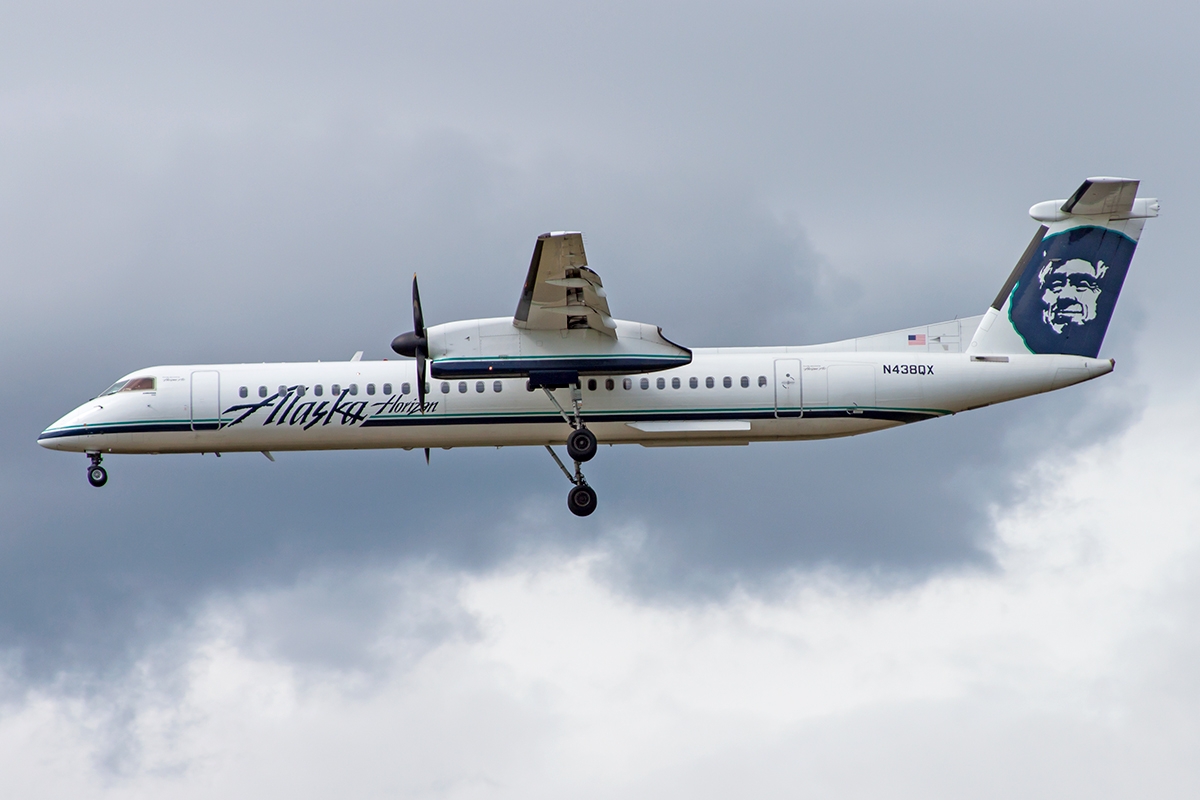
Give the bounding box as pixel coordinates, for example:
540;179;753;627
65;413;907;454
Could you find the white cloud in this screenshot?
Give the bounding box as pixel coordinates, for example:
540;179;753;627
3;385;1198;798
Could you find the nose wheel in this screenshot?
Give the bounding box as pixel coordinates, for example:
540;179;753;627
86;453;108;487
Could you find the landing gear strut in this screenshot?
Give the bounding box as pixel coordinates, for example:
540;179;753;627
86;452;108;488
538;381;600;516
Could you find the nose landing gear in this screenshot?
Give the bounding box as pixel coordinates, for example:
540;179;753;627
86;452;108;487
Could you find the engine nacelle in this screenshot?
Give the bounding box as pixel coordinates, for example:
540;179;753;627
425;317;692;380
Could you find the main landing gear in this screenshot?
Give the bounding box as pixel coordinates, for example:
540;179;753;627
539;381;599;516
544;445;597;517
86;452;108;487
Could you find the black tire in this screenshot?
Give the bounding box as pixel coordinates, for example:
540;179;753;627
88;466;108;487
567;484;598;517
566;427;598;462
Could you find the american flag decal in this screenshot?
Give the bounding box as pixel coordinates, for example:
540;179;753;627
908;334;926;346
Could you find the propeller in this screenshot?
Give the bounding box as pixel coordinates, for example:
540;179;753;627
390;274;432;464
391;273;429;411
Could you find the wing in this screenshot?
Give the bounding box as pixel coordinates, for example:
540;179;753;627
513;232;617;337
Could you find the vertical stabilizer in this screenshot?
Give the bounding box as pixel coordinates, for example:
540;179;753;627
968;178;1158;358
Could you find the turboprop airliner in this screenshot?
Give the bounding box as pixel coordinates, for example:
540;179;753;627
39;178;1158;516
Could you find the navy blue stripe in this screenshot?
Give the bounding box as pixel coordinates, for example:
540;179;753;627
38;422;195;440
40;408;943;441
360;408;941;428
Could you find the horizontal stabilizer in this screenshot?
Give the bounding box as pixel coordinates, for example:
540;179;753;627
1061;177;1139;216
1030;177;1159;222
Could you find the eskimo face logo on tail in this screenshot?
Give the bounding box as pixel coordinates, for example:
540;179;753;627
1039;257;1107;333
1008;225;1137;358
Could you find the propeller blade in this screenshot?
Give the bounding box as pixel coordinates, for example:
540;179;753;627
412;273;426;339
412;273;428;414
416;350;427;411
424;447;430;464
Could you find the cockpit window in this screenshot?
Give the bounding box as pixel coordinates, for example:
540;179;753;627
101;376;156;395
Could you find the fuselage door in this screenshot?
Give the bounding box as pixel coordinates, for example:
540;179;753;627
190;371;221;431
774;358;802;418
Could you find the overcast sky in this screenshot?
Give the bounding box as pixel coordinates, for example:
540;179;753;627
2;1;1198;796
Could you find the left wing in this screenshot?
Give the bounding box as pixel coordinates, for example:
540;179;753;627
513;232;617;337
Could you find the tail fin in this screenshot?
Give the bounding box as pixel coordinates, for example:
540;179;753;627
967;178;1158;358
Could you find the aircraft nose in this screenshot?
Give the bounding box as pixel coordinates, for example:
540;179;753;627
38;402;101;451
38;419;71;449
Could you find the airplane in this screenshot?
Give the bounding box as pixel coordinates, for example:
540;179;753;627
39;178;1158;516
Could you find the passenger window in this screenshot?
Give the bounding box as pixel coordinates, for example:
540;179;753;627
587;379;597;391
366;383;375;395
441;382;450;394
493;381;503;393
689;377;698;389
331;384;341;395
706;377;714;388
671;377;680;389
475;381;485;393
297;386;306;397
239;386;248;398
741;376;749;388
623;378;632;390
758;375;767;387
259;386;268;398
458;381;468;393
640;377;650;390
723;377;732;388
349;384;358;395
278;385;287;397
656;377;666;389
605;379;614;391
315;385;324;396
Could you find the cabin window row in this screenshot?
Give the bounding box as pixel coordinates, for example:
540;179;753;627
439;381;506;394
239;375;769;400
238;382;407;399
521;375;768;391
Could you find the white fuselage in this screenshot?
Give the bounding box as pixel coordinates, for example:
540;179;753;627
38;345;1113;455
